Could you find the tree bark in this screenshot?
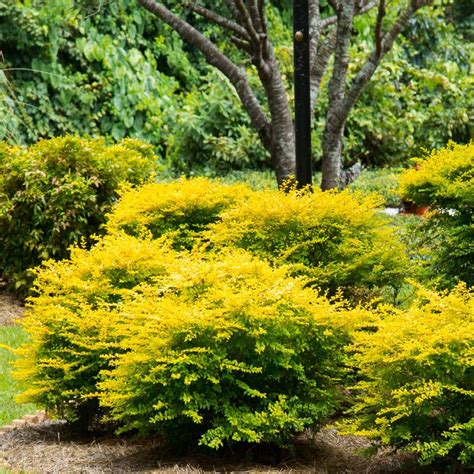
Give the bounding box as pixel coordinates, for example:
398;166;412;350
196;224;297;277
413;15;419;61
136;0;434;190
321;0;355;190
256;39;296;186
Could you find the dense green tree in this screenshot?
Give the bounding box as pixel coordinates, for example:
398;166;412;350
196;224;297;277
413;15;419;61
0;0;472;180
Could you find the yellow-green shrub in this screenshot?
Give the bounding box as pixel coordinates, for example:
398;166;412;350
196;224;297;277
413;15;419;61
0;136;158;294
98;252;359;448
15;232;366;447
14;234;178;424
399;142;473;210
207;188;407;299
398;142;473;287
106;178;250;249
343;285;474;468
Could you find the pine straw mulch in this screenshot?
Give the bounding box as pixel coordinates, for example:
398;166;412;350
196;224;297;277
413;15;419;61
0;291;25;327
0;421;424;474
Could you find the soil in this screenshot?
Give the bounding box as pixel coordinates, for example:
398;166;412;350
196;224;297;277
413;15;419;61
0;293;427;473
0;292;25;326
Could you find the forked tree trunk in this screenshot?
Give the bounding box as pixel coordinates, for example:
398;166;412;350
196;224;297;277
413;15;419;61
261;43;296;187
138;0;434;190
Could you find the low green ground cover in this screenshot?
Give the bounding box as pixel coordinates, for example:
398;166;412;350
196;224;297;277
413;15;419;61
0;325;35;426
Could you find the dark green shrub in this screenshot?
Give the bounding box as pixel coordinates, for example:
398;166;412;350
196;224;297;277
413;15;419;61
0;136;158;293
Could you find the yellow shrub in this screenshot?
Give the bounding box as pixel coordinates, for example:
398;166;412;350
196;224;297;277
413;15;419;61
399;142;474;287
106;177;251;249
14;232;371;446
343;285;474;467
14;234;180;423
207;187;407;299
399;142;474;209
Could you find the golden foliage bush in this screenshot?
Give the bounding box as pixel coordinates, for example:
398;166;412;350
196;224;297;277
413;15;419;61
399;142;473;287
343;285;474;467
399;142;473;209
106;177;251;249
14;232;369;446
207;187;407;298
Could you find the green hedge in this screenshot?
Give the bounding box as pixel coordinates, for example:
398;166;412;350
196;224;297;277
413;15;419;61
0;136;158;293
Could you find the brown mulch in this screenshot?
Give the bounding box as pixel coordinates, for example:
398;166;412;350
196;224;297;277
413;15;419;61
0;292;25;327
0;421;420;473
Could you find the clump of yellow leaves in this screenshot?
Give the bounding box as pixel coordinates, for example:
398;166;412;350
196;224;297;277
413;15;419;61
342;284;474;467
14;231;372;447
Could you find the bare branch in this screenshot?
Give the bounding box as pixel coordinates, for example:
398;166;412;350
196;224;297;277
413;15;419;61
374;0;386;57
309;0;322;64
185;3;250;40
137;0;272;149
249;0;264;33
336;0;435;128
233;0;260;43
310;29;337;116
230;35;253;54
321;0;378;32
258;0;267;34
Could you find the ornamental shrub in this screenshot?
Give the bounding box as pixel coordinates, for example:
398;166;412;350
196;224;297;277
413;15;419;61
106;177;251;249
342;285;474;468
207;187;408;300
14;234;180;425
0;136;158;293
399;142;474;287
15;232;365;447
97;251;359;449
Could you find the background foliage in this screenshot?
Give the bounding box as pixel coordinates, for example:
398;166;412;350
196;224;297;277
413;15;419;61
0;0;472;172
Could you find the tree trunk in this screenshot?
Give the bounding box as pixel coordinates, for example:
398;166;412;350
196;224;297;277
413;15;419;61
321;125;343;190
257;41;296;187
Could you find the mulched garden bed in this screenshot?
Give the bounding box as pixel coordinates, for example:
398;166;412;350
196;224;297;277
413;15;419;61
0;421;421;473
0;291;428;473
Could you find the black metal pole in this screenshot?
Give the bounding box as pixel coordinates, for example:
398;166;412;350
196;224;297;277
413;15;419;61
293;0;312;188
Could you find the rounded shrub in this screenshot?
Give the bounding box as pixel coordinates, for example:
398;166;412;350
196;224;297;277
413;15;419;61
14;232;365;447
207;187;408;299
14;233;179;424
399;142;474;287
343;285;474;468
0;136;158;293
106;177;251;249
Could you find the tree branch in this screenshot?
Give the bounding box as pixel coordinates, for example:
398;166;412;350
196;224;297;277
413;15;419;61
137;0;272;149
374;0;386;57
321;0;378;32
310;28;337;116
249;0;264;33
258;0;267;34
335;0;434;129
309;0;322;65
185;3;250;41
233;0;260;43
